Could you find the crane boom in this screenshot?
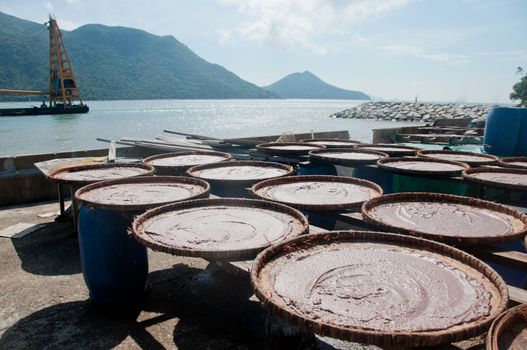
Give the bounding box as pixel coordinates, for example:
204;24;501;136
0;15;85;110
0;89;48;95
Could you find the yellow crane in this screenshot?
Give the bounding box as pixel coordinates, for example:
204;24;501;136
0;16;88;116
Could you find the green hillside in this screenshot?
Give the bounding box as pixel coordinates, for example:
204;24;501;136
0;12;276;101
263;71;370;100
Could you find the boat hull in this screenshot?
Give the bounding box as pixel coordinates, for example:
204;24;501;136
0;105;89;117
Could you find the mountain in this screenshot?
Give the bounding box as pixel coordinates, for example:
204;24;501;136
0;12;276;101
263;71;370;100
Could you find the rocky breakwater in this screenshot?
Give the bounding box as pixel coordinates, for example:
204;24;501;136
331;101;491;124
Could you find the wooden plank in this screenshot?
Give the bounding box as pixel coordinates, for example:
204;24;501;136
466;247;527;271
336;212;372;229
309;225;327;234
162;130;222;141
226;130;351;146
509;285;527;304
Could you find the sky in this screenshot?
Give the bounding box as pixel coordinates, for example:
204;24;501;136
1;0;526;103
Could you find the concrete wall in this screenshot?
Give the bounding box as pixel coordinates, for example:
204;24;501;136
0;147;159;207
372;126;421;143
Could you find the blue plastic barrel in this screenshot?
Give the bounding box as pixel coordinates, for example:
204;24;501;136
483;107;521;156
514;108;527;156
486;240;527;288
75;176;210;305
208;183;254;198
302;210;337;230
78;206;148;304
187;161;294;198
298;163;337;176
352;166;394;194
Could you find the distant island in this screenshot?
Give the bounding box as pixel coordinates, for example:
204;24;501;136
263;71;370;100
0;12;276;101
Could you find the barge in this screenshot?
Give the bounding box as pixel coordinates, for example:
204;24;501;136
0;16;88;117
0;104;89;117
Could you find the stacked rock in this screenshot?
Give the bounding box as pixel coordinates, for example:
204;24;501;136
331;101;492;123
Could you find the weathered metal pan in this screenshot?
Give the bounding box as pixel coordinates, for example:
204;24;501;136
251;230;508;348
354;143;422;156
417;150;498;167
48;163;154;186
144;150;232;175
377;156;469;177
486;303;527;350
131;198;308;260
256;142;325;155
299;138;362;148
309;148;389;166
463;167;527;192
75;176;210;212
362;192;527;245
251;175;382;211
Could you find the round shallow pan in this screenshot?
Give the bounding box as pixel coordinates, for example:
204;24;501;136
256;142;325;155
144;150;232;175
463;167;527;192
299;138;362;148
377;157;469;177
309;148;389;166
498;157;527;170
417;150;499;167
486;303;527;350
354;143;422;156
250;175;382;211
75;176;210;212
131;198;308;260
186;160;294;186
48;163;154;186
251;230;508;348
362;192;527;245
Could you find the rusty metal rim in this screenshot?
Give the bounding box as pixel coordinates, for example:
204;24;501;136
299;138;362;148
256;142;326;155
251;230;509;348
144;150;232;171
361;192;527;245
417;150;499;166
498;156;527;170
354;143;423;156
250;175;383;211
463;167;527;191
377;156;469;177
186;160;295;185
47;162;155;186
131;197;309;260
74;176;211;212
308;148;389;166
486;303;527;350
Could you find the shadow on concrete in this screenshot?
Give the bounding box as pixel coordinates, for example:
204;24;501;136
144;263;266;349
11;221;81;276
1;262;266;349
0;300;134;349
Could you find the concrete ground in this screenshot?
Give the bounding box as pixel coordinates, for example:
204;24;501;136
0;201;486;350
0;200;267;349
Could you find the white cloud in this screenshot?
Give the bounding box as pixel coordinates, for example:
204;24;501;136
476;50;527;61
382;44;470;65
218;0;410;54
57;18;81;30
45;1;54;11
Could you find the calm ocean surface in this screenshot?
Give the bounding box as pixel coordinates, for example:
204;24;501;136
0;99;420;157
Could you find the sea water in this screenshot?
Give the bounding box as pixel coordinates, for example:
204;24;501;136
0;99;420;157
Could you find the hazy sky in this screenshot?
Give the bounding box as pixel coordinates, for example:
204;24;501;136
1;0;526;103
